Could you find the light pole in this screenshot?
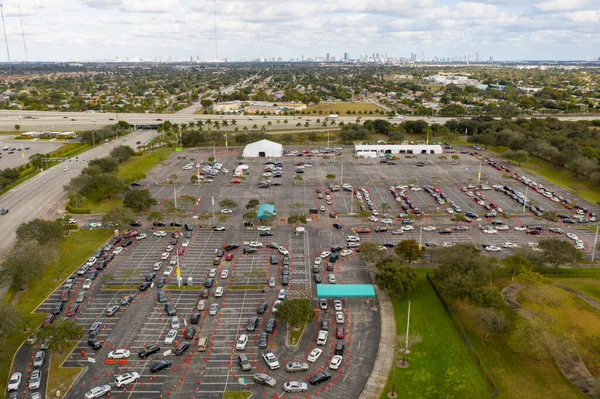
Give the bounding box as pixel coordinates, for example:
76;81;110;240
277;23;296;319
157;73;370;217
592;223;599;262
476;159;482;185
522;185;528;215
92;131;95;147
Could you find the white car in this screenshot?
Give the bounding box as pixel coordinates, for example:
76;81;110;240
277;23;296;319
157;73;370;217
317;330;328;345
262;351;280;370
221;270;229;279
320;251;331;258
345;235;360;242
482;228;497;234
169;256;178;265
215;286;224;297
213;226;227;231
166;245;174;252
115;372;140;388
381;218;393;224
161;252;170;260
89;222;102;228
314;257;323;265
402;225;414;231
86;257;97;266
328;274;337;284
307;348;322;362
108;349;131;359
63;165;71;171
446;208;454;214
422;226;436;232
503;242;519;249
171;316;180;329
68;217;77;224
236;334;248;350
221;209;233;214
136;233;147;241
165;329;177;344
391;230;404;235
278;246;289;255
340;249;353;257
567;233;579;241
485;246;502;252
514;226;527;231
163;266;174;276
335;311;345;324
8;372;21;391
368;216;378;222
257;226;271;231
330;355;343;370
182;239;190;247
334;301;343;313
496;225;509;231
249;242;263;248
442;242;455;247
82;279;93;290
153;231;166;237
28;370;42;390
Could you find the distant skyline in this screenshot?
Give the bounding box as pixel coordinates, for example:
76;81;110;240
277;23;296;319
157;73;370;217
0;0;599;62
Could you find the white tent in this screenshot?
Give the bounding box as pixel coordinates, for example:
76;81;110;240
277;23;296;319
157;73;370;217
242;139;283;158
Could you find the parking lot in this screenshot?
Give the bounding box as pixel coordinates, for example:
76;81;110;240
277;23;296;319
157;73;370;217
13;142;600;399
0;136;65;169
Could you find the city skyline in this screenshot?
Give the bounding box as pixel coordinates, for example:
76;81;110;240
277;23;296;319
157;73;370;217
0;0;598;62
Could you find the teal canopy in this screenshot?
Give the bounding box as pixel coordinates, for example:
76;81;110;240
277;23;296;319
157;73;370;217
316;284;376;298
257;204;275;219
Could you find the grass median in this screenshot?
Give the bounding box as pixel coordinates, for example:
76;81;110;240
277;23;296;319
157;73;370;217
47;344;82;397
382;269;493;399
116;147;173;182
0;229;112;392
222;392;253;399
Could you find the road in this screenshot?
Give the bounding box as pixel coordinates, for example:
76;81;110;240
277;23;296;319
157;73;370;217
1;109;599;132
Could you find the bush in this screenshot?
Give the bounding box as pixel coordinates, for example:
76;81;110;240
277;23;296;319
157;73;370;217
66;203;91;214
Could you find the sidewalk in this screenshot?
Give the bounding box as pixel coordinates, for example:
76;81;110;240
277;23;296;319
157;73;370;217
360;286;396;399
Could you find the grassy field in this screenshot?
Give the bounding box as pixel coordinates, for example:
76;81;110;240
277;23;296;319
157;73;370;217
87;198;123;214
289;322;306;345
486;145;600;204
47;346;82;397
0;229;111;392
448;274;588;399
116;147;173;182
222;392;253;399
305;102;382;115
381;269;493;399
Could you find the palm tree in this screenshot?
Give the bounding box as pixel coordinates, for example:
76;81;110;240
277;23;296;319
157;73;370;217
304;121;310;128
231;119;237;127
252;124;258;130
276;120;281;127
267;121;272;129
205;119;213;127
284;119;289;129
296;122;302;128
214;121;221;130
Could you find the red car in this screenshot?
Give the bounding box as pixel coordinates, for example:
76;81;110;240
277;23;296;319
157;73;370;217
156;118;163;121
178;248;185;256
42;313;56;327
356;228;371;234
336;327;344;339
60;289;70;302
65;304;80;317
231;179;241;184
527;229;541;235
225;254;233;261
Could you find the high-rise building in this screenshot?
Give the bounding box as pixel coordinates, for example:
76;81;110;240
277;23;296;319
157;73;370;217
326;52;330;62
344;52;348;61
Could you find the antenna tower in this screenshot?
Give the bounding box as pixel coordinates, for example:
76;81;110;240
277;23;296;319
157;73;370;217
213;0;219;72
0;4;11;71
19;5;27;63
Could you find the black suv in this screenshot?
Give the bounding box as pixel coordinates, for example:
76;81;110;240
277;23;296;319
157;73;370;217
88;338;102;350
190;313;201;324
158;292;168;303
150;360;171;372
243;248;257;254
175;342;191;355
258;333;268;349
257;302;268;315
139;282;151;291
246;317;260;332
265;318;277;333
165;304;176;316
309;372;331;385
52;301;64;315
138;344;160;358
331;246;343;253
335;343;345;355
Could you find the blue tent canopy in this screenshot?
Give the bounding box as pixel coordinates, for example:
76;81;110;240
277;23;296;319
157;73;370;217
257;204;275;219
316;284;376;298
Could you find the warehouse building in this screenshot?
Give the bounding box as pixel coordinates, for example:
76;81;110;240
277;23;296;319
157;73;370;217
354;144;443;158
242;139;283;158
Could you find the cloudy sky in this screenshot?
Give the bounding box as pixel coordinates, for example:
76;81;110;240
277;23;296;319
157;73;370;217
0;0;599;62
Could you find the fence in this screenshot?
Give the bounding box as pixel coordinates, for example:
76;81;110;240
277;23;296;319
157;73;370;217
426;273;499;399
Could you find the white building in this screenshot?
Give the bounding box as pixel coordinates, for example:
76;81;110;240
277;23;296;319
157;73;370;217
355;144;443;158
242;139;283;158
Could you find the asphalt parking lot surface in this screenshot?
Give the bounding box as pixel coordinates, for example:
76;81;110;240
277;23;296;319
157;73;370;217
13;143;600;399
0;137;65;169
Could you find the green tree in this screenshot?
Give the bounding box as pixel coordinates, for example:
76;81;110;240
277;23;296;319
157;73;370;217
201;99;214;108
394;240;423;263
538;238;583;273
358;242;385;263
147;211;163;223
16;219;64;245
36;320;82;354
110;145;135;163
432;244;495;300
102;207;136;226
294;175;303;184
273;298;316;328
287;214;307;224
308;132;318;142
219;199;238;209
246;199;260;211
88;157;120;173
242;211;257;222
374;257;418;297
179;195;197;208
502;256;533;280
123;189;158;212
504;150;530;166
14;124;20;131
0;304;24;337
325;173;337;180
0;242;53;290
115;120;131;131
475;308;508;337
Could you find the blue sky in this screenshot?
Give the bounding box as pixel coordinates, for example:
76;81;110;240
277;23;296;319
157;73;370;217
1;0;598;62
